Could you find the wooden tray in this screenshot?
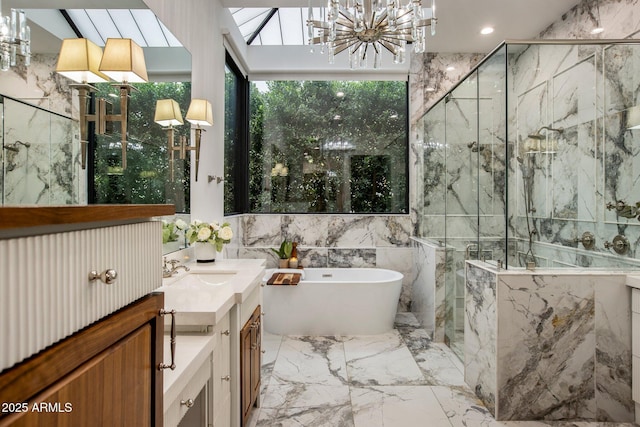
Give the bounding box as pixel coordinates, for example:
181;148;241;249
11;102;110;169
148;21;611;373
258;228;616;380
267;272;301;285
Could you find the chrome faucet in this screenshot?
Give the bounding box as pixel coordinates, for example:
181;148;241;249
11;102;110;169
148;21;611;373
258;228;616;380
163;257;190;278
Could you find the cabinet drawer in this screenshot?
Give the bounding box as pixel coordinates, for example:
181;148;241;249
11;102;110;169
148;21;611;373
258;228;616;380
165;355;212;427
0;222;162;372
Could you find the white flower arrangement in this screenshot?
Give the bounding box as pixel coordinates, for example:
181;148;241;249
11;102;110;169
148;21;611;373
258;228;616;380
162;218;188;244
186;220;233;252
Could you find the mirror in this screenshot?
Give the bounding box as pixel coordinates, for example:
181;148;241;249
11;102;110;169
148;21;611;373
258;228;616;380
0;4;192;254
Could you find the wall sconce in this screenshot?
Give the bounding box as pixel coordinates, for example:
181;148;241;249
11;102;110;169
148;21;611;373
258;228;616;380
55;38;109;169
56;38;148;170
185;99;213;181
154;99;183;181
154;98;212;182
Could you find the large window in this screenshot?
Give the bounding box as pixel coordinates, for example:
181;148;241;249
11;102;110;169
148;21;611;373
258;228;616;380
89;82;191;212
224;53;248;214
249;80;408;213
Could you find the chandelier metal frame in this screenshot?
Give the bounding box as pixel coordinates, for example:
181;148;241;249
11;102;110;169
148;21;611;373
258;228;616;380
307;0;436;68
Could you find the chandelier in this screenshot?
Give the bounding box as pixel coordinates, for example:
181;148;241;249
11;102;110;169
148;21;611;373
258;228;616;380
0;3;31;71
307;0;436;69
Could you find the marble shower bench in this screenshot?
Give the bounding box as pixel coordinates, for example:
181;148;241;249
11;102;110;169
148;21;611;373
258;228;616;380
464;261;635;422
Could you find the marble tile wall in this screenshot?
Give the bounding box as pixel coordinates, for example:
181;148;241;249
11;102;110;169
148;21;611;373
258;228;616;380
507;41;640;268
464;262;497;416
224;214;414;311
410;237;447;341
464;261;633;422
0;53;84;205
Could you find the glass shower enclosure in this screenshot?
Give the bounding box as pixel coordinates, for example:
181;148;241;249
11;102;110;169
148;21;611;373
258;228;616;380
417;40;640;358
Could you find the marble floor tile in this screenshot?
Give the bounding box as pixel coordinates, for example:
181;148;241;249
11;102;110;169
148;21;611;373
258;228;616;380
350;385;452;427
270;336;348;386
343;330;425;386
257;376;353;426
261;383;351;409
430;385;497;426
414;342;466;386
255;406;354;427
258;315;634;427
262;332;283;385
394;312;422;328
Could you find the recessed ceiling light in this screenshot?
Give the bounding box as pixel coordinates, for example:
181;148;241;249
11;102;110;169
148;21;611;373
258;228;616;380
426;87;436;92
480;27;494;35
446;66;455;72
591;27;604;34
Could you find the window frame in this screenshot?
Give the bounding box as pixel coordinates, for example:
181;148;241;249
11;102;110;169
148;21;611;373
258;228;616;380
224;51;250;215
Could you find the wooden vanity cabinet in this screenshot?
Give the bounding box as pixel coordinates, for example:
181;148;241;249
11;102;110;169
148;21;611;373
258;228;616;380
240;305;261;427
0;293;165;427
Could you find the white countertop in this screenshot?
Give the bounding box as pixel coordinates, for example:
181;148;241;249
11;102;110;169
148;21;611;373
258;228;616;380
163;333;216;410
156;258;266;326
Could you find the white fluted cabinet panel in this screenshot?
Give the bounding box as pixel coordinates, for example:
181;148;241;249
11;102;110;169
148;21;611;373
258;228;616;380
0;221;162;372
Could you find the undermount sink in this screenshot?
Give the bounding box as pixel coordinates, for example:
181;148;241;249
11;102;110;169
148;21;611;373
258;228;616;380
157;271;238;313
175;272;237;287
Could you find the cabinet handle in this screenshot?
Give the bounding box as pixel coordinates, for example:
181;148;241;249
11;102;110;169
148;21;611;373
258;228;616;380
88;268;118;285
222;329;230;336
221;375;230;381
158;309;177;370
180;398;194;408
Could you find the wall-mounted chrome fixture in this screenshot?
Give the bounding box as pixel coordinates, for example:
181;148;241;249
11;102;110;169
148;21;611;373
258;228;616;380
604;234;629;255
154;98;213;182
0;5;30;71
207;175;224;184
574;231;595;250
606;200;640;220
56;38;148;170
526;126;564;154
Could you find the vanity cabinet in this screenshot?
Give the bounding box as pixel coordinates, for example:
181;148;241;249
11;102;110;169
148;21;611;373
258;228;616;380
240;304;262;427
212;313;232;427
0;293;165;427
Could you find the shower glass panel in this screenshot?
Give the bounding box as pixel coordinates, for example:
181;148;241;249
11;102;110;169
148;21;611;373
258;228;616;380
418;40;640;356
1;96;81;205
444;74;478;359
477;46;507;265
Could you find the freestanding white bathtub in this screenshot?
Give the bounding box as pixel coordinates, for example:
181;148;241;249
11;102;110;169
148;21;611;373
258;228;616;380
263;267;403;335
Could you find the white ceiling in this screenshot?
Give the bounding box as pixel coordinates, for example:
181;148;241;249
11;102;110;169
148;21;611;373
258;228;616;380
8;0;583;77
222;0;583;53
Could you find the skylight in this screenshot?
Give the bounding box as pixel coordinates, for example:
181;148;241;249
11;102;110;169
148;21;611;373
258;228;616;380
65;9;182;48
229;8;321;46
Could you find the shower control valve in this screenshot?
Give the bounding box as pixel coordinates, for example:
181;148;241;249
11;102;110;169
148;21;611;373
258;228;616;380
604;235;629;255
606;200;627;212
574;232;595;250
